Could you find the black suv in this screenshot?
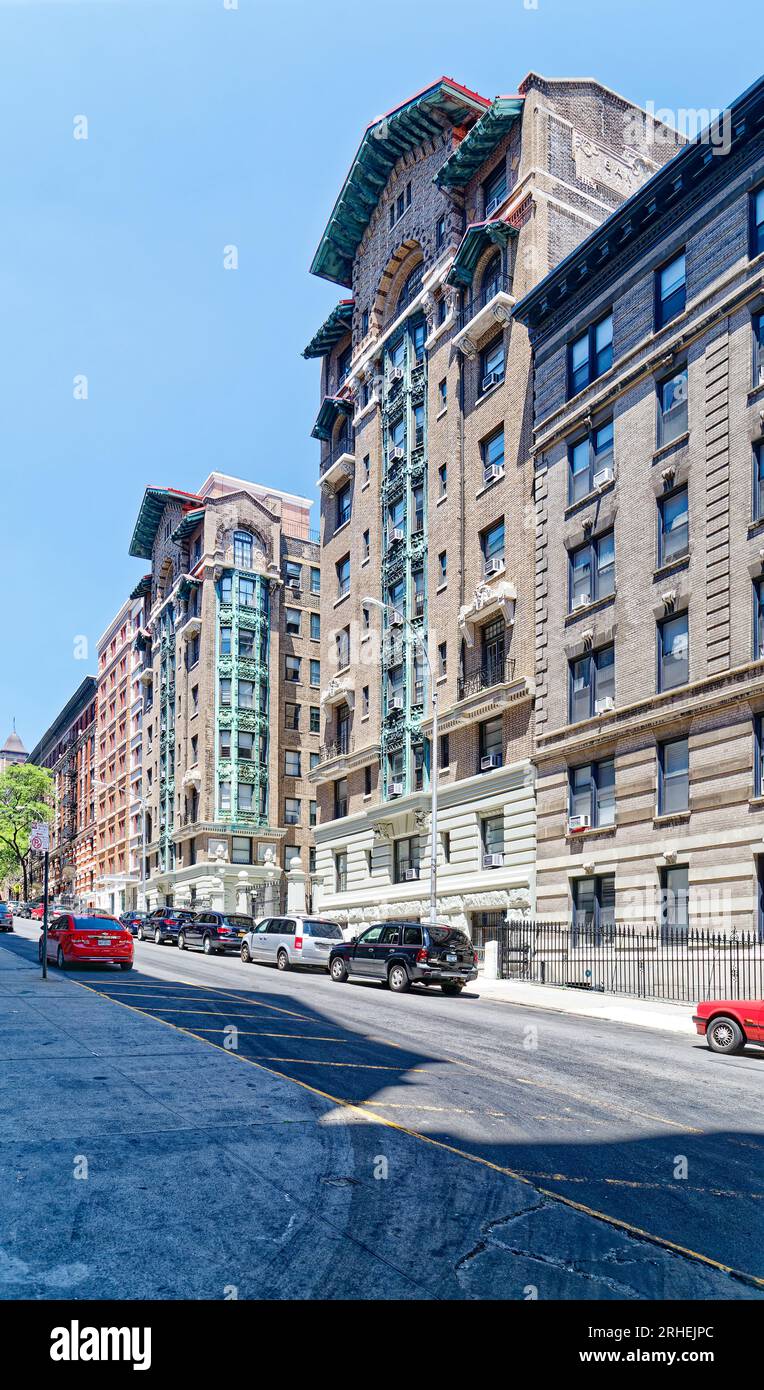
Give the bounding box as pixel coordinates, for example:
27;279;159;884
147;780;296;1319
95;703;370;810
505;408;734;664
178;911;255;956
329;921;477;995
142;908;197;945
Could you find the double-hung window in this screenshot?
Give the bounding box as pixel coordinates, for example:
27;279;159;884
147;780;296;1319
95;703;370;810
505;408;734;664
310;611;320;640
481;519;505;575
568;313;613;396
658;487;689;566
660;864;689;938
335;851;347;892
481;814;504;863
658;737;689;815
238;731;255;761
754;442;764;523
754;578;764;660
572;875;615;938
394;836;420;882
336;482;352;528
755;716;764;797
284;750;301;778
655;251;686;329
657;368;688;447
238;680;254;709
239;577;256;608
285;607;301;636
336;554;350;598
480;337;505;393
750;187;764;259
233;531;253;569
479;714;503;770
569;759;615;828
754;312;764;388
284;797;301;825
569;531;615;610
657;612;689;691
285;655;300;683
484;163;508;216
569;420;614;502
220;626;231;656
569;645;614;723
335;627;351;670
481;426;505;484
334;778;348;820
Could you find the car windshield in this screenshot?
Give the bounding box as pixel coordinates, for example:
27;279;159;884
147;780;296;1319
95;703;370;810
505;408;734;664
426;926;472;947
303;920;343;939
72;917;121;931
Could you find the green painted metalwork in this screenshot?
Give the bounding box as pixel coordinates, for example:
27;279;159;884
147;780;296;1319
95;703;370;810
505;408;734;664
215;572;270;830
434;95;524;191
129;574;151;601
310;78;488;287
129;487;202;560
302;300;354;359
310;395;355;442
157;610;176;873
446;219;516;288
172;509;206;544
379;317;428;800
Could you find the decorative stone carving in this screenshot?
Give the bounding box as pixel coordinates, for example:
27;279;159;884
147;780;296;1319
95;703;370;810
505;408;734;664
662;588;677;612
458;578;517;647
372;822;395;843
320;674;355;710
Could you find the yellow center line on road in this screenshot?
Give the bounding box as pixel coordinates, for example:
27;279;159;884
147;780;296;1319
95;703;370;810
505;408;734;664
71;975;764;1293
192;1030;348;1042
256;1058;429;1071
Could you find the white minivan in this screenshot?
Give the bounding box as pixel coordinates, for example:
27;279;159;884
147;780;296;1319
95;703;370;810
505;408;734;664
240;915;344;972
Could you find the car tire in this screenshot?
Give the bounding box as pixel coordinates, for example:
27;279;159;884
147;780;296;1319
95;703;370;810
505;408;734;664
388;962;410;993
441;982;464;996
330;957;348;983
154;928;162;945
137;926;144;941
707;1015;745;1055
56;947;67;971
276;949;290;971
120;962;133;972
203;935;214;955
241;942;251;963
177;932;186;951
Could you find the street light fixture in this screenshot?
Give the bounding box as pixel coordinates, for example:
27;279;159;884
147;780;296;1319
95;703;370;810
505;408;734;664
363;595;439;925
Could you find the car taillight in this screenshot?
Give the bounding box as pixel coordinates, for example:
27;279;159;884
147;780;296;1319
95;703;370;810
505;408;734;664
294;935;303;950
416;947;428;963
473;950;478;965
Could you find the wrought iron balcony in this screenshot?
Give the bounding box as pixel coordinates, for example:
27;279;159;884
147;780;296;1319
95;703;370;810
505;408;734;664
320;437;356;477
457;653;516;701
458;272;513;331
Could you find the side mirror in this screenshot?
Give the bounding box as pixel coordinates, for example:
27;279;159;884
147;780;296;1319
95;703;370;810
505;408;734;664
350;935;358;945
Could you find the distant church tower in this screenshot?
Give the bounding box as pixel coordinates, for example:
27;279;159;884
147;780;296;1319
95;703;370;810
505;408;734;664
0;722;27;774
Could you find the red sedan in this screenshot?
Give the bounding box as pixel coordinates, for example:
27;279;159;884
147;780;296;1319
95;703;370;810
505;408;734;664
38;913;134;971
693;999;764;1054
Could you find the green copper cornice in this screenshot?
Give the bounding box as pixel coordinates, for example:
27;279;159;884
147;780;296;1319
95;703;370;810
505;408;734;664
435;95;524;190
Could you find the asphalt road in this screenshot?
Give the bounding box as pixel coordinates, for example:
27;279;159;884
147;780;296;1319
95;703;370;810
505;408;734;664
3;918;764;1300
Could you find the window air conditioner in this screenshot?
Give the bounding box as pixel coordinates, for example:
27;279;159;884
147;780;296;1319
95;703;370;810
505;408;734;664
390;445;405;461
389;694;404;710
595;695;615;713
482;853;504;869
392;527;405;542
568;814;591;832
482;371;503;393
484;556;504;577
573;592;590;610
389;781;404;797
390;609;404;627
481;753;502;771
404;868;419;881
390;366;404;382
593;465;614;489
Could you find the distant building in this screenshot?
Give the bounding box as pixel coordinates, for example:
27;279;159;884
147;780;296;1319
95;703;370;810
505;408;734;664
0;725;27;774
27;678;98;902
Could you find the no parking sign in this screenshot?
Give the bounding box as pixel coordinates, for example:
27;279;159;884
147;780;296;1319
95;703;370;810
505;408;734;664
30;823;49;854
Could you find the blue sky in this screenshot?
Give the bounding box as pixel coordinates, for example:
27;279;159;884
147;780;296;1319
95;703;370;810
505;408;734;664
1;0;759;748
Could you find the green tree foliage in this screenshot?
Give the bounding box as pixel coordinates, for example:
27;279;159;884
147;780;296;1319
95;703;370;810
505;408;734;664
0;764;53;900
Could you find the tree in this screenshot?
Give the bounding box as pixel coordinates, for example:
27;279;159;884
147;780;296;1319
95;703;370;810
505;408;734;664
0;764;53;901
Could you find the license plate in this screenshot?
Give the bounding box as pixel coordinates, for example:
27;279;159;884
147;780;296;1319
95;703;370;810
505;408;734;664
238;931;246;937
97;937;111;947
446;952;457;963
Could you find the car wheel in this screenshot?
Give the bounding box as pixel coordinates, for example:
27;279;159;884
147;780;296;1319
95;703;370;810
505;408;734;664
276;949;290;971
330;957;348;983
56;947;67;971
241;942;251;963
707;1016;745;1055
441;982;464;996
203;935;213;955
137;926;144;941
177;932;186;951
154;928;162;945
388;962;410;993
120;962;133;972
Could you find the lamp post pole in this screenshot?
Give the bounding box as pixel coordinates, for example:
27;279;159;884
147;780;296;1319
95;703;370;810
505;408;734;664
364;596;439;924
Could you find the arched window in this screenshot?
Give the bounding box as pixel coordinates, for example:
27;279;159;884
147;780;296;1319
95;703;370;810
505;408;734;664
233;530;253;570
481;251;502;303
397;261;423;313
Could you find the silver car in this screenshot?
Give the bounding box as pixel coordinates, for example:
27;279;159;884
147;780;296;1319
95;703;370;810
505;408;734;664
240;915;344;971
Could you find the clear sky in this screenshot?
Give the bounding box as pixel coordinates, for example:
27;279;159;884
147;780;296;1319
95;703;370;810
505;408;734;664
1;0;760;749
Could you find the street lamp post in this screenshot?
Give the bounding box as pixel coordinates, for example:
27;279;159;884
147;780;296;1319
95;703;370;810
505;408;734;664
363;596;439;924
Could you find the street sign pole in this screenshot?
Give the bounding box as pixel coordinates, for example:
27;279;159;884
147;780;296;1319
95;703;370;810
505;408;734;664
42;850;49;980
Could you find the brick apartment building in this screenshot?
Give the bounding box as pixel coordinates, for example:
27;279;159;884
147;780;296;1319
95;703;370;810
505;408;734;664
514;74;764;933
128;471;320;914
94;591;148;915
305;73;682;930
27;676;98;902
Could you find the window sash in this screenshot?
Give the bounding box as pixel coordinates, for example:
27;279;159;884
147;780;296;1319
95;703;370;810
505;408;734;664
658;370;688;446
659;489;689;565
659;738;689;814
659;615;689;691
657;253;686;327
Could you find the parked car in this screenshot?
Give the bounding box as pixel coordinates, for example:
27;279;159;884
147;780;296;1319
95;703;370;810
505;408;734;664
30;903;45;921
0;902;13;932
119;911;149;936
15;902;33;918
141;908;196;944
693;999;764;1054
178;910;255;956
329;921;478;994
241;915;345;971
37;914;134;971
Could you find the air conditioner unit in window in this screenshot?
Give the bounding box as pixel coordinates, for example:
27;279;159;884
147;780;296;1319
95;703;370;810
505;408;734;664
482;852;504;869
390;445;405;461
595;695;615;713
568;814;590;832
484;464;504;484
390;366;404;382
389;694;404;710
481;753;502;771
484;556;504;577
593;465;614;489
389;781;404;797
481;371;504;393
404;868;419;881
392;527;405;542
390;609;404;627
573;592;590;610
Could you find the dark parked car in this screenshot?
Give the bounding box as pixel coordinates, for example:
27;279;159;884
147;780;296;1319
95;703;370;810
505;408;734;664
141;908;196;945
120;911;149;936
178;911;255;956
0;902;14;931
329;921;478;995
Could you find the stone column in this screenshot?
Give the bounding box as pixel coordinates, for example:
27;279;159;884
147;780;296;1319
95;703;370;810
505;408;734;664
286;854;307;915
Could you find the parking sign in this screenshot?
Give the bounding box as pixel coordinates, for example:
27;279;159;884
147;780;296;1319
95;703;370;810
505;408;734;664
30;822;49;854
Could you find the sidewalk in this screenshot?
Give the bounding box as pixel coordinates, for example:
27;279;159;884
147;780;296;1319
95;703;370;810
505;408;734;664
476;972;696;1034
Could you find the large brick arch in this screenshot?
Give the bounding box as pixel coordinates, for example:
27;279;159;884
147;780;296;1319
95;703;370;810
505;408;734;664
372;239;424;333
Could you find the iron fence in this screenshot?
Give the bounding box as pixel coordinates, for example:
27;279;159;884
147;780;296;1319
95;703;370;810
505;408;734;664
458;653;515;701
472;918;764;1004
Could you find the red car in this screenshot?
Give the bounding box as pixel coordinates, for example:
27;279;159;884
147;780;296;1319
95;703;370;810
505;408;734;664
693;999;764;1054
30;903;45;921
38;913;134;971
